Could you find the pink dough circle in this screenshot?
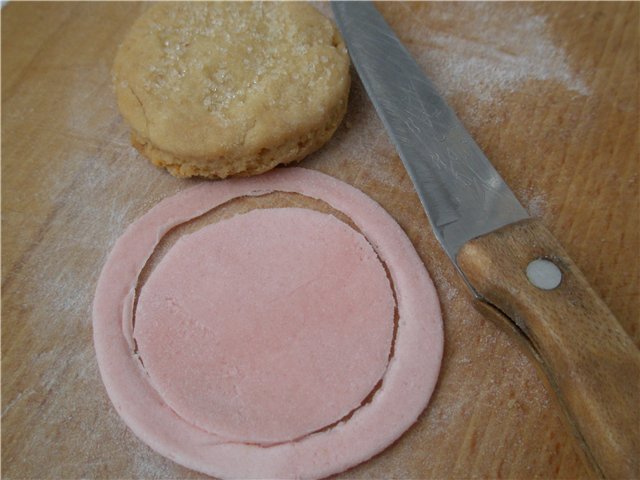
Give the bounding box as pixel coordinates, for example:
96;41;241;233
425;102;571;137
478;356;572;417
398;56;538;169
135;208;395;443
93;167;443;479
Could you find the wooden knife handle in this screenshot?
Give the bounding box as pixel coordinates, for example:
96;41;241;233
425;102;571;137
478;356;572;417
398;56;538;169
457;218;640;479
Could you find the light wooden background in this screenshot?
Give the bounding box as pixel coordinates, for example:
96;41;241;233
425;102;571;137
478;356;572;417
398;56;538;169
2;2;638;479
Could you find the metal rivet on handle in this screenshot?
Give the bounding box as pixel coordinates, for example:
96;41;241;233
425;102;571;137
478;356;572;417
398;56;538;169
526;258;562;290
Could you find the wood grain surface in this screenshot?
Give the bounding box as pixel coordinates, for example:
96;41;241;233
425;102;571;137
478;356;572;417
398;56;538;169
2;2;638;479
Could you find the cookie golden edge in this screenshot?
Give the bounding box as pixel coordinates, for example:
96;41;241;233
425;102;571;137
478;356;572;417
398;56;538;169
128;90;348;179
113;4;351;179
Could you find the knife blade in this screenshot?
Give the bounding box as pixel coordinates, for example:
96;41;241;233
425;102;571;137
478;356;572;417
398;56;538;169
332;2;640;479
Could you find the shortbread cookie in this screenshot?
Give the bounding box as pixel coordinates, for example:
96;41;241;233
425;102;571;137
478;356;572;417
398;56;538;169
113;3;350;178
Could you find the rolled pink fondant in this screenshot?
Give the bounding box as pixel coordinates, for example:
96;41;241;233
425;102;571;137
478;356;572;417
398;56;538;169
93;167;443;479
135;208;395;444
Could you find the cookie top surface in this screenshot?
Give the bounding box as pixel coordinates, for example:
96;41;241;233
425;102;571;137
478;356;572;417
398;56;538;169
113;2;350;159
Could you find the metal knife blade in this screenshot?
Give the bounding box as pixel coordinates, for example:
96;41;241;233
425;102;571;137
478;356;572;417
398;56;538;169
332;1;529;286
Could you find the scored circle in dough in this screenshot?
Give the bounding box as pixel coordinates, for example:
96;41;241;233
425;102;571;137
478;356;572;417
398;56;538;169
135;207;395;444
93;168;443;479
113;3;351;179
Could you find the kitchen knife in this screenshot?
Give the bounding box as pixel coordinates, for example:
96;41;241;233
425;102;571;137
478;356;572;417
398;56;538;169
332;2;640;478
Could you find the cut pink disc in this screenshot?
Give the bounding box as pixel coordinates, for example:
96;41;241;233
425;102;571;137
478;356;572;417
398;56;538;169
93;167;443;479
135;208;395;443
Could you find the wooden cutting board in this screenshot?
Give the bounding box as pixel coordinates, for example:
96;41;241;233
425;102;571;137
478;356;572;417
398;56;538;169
2;2;638;478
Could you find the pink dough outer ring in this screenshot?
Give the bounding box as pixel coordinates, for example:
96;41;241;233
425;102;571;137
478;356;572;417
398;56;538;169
93;167;443;479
